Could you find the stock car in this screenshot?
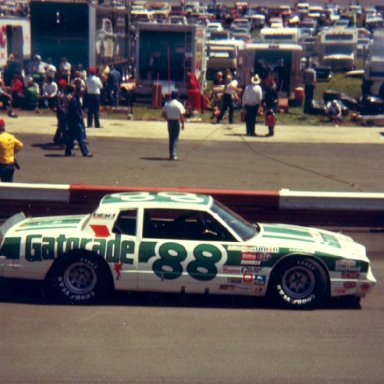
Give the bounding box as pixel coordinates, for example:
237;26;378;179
0;192;376;308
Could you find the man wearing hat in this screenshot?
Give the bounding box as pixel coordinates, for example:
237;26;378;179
0;119;23;182
242;74;263;136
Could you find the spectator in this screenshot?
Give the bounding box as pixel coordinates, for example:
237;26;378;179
0;118;23;182
53;80;71;146
85;67;103;128
29;55;46;94
59;57;72;82
216;74;240;125
303;62;317;114
42;77;58;110
121;75;136;116
10;72;24;109
326;99;342;126
161;91;185;160
212;71;224;86
264;108;277;137
263;80;279;113
45;57;57;80
24;79;40;112
65;84;92;157
3;53;22;86
242;74;262;136
0;79;17;117
106;65;122;108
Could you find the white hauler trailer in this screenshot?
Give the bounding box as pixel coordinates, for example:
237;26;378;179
0;17;31;67
317;27;358;71
236;43;303;98
135;22;206;97
364;29;384;96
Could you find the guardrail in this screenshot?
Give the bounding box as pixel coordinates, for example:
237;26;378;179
1;183;383;227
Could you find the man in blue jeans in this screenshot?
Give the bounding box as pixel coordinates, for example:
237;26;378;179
65;84;92;157
161;91;185;160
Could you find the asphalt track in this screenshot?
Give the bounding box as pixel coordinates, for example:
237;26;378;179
1;114;384;383
5;114;384;191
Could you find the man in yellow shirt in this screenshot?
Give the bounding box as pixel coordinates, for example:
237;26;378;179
0;119;23;182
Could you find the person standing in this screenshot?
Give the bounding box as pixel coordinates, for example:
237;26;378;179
106;65;122;109
242;74;263;136
65;84;92;157
0;119;23;182
303;62;317;114
85;67;103;128
161;91;185;160
216;74;239;125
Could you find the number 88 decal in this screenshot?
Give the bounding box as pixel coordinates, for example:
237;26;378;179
153;242;224;281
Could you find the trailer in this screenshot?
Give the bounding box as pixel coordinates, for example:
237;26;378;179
135;22;206;98
237;43;303;98
317;27;358;72
364;29;384;96
29;0;130;72
0;17;30;67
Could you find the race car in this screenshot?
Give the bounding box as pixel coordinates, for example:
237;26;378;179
0;191;376;308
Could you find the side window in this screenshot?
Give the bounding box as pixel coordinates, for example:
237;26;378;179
142;209;236;241
113;209;137;236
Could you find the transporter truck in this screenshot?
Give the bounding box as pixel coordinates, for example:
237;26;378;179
134;22;206;100
29;0;130;72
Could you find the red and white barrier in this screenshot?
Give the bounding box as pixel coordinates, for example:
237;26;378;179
1;183;383;227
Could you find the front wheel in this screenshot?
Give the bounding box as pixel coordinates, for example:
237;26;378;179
270;258;328;309
46;252;113;304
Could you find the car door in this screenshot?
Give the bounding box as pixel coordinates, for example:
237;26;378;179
137;208;239;294
108;209;139;291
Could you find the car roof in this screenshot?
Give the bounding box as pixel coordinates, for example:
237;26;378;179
99;191;212;209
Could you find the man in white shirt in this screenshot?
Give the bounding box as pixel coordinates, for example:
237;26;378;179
216;74;239;125
242;74;263;136
85;67;103;128
161;91;185;160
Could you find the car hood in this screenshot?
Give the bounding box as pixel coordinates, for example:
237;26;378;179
256;223;366;260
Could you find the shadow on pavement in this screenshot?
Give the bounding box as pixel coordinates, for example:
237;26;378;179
0;278;361;310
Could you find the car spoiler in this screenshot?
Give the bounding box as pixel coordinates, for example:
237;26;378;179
0;212;26;237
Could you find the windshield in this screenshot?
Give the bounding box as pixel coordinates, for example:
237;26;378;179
211;200;257;241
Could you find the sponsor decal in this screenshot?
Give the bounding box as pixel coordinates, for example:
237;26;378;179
242;273;253;284
241;252;272;265
343;282;357;289
289;247;315;255
228;277;242;284
220;284;236;291
334;288;347;294
335;259;361;272
92;213;116;220
223;266;242;274
341;271;360;279
241;266;262;273
24;234;135;265
228;245;278;253
254;275;267;286
90;225;111;238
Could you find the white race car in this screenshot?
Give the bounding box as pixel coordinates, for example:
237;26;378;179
0;192;376;308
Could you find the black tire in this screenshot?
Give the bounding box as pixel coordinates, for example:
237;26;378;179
46;251;113;304
270;257;328;309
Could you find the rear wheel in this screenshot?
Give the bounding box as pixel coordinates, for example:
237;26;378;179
46;252;113;304
270;257;328;309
